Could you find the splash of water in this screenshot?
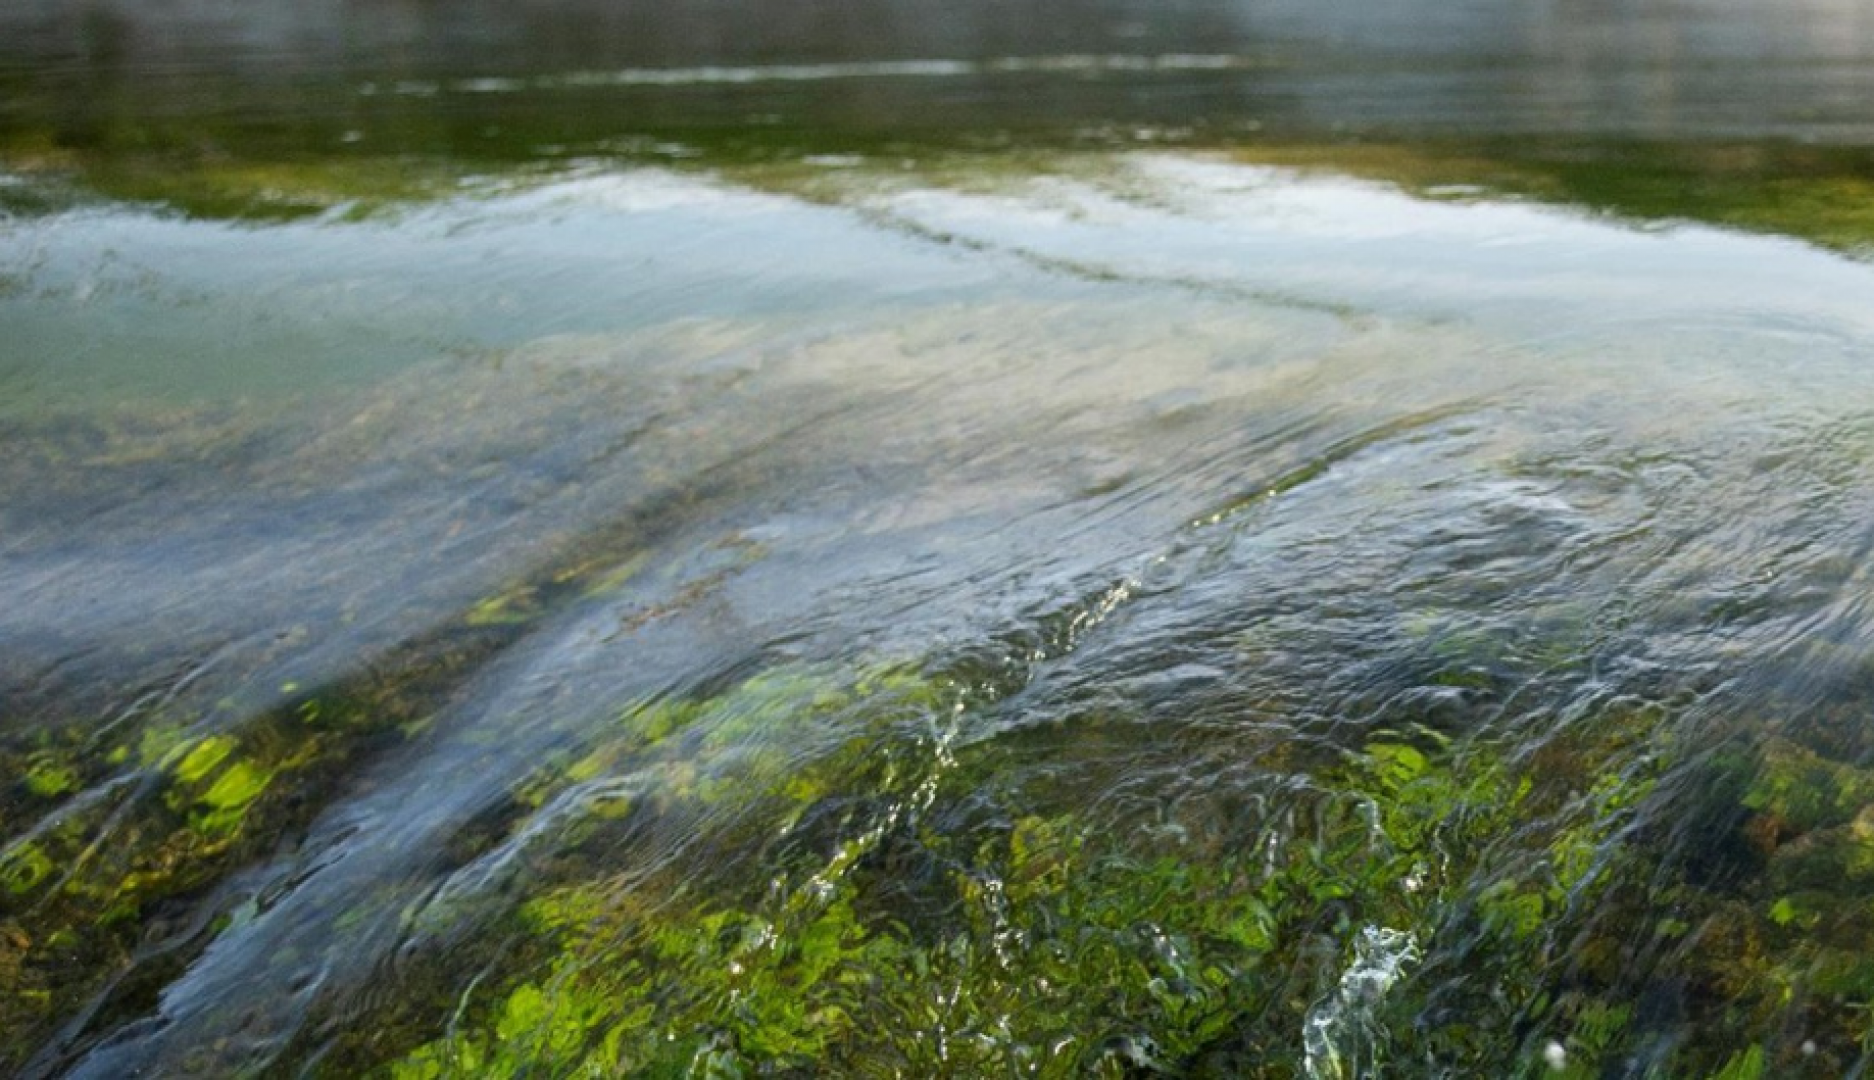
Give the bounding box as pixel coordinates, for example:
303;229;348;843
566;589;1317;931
1303;926;1422;1080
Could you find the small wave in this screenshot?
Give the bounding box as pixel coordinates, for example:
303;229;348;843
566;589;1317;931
420;54;1268;96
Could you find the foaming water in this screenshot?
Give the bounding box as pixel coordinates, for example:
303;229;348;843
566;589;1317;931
5;154;1874;1075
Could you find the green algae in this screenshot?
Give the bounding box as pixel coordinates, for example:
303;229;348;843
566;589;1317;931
464;589;543;628
0;453;750;1066
172;735;237;785
10;113;1874;262
1;845;54;896
0;634;513;1073
354;665;1689;1077
21;756;77;800
6;616;1874;1075
1742;738;1874;835
347;658;1874;1078
0;145;487;223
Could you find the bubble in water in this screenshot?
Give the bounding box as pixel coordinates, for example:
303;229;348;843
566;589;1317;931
1543;1040;1568;1071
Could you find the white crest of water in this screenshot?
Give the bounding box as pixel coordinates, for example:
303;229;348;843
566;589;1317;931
1302;926;1422;1080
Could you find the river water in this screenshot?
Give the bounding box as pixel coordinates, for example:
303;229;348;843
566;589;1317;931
5;3;1874;1077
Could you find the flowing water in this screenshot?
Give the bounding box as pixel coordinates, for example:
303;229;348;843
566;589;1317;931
6;3;1874;1077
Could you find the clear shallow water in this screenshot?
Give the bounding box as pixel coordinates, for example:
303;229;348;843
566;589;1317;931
7;5;1874;1078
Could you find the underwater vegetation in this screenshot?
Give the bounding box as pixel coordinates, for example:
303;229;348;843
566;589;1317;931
240;654;1874;1078
0;627;498;1072
12;622;1859;1076
9;24;1874;1073
7;98;1874;259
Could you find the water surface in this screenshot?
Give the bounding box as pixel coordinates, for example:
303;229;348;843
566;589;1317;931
6;4;1874;1077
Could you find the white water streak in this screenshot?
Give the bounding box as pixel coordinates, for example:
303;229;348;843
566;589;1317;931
1303;926;1422;1080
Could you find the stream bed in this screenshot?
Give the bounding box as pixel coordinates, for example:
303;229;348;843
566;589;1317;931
6;2;1874;1076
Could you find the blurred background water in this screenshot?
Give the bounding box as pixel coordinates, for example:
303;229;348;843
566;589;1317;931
7;0;1874;155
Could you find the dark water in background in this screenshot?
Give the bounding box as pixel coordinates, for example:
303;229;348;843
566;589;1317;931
6;3;1874;1078
6;0;1874;145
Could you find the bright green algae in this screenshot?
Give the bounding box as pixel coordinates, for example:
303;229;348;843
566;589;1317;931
0;637;493;1070
0;488;675;1073
173;659;1859;1077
